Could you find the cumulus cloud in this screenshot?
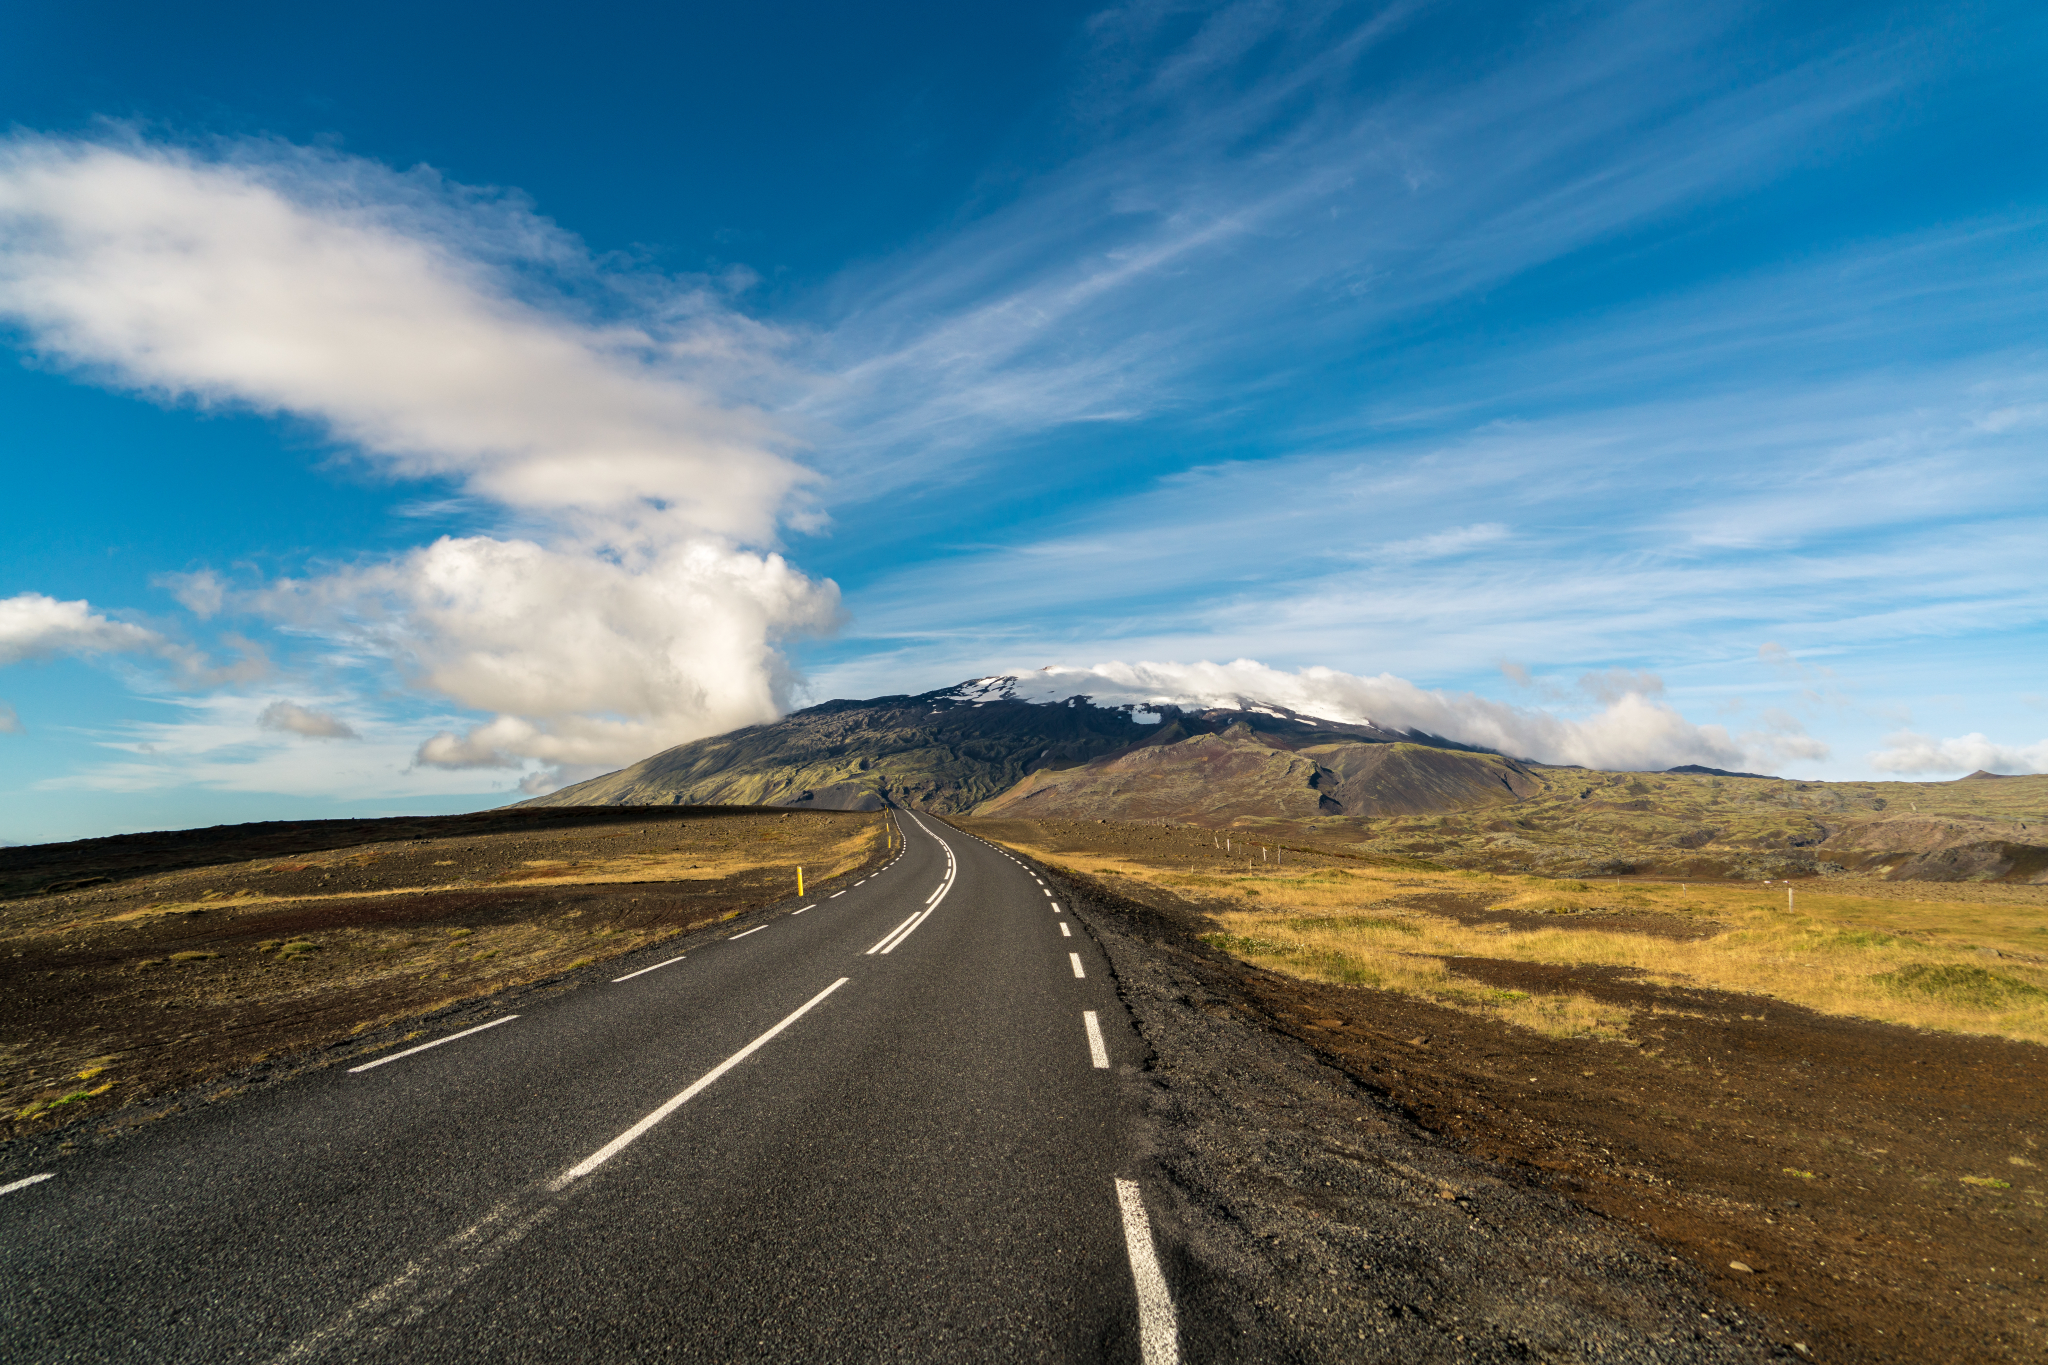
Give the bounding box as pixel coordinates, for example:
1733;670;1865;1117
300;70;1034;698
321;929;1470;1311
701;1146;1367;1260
258;701;359;740
994;659;1782;771
0;133;841;783
256;534;839;776
1869;730;2048;775
0;592;169;667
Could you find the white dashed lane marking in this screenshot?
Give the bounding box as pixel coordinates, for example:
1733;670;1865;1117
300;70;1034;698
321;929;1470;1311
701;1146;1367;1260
348;1015;520;1075
1082;1011;1110;1069
612;955;686;983
1116;1179;1182;1365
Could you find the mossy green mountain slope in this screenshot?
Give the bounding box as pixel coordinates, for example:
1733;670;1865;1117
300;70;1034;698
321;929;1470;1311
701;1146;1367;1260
976;726;1539;822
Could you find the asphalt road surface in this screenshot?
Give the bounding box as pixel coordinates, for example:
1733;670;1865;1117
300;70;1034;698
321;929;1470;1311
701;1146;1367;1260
1;813;1179;1364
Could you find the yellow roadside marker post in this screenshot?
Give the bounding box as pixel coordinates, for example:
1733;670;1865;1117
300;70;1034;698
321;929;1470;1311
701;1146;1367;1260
798;867;805;897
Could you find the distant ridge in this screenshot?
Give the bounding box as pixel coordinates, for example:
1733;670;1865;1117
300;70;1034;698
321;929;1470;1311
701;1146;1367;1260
1960;769;2012;780
1663;764;1778;780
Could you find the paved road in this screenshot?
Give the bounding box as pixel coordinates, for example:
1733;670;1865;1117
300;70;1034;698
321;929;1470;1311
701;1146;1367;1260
1;812;1178;1363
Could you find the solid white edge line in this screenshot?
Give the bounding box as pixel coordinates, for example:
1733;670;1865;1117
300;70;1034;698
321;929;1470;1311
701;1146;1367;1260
1083;1010;1110;1068
612;954;686;983
1;1172;55;1196
864;911;920;954
348;1015;519;1074
554;977;850;1187
1070;952;1086;978
1115;1178;1182;1365
729;925;766;940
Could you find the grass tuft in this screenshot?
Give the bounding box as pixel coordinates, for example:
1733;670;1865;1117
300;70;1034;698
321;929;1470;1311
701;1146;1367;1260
1872;963;2046;1008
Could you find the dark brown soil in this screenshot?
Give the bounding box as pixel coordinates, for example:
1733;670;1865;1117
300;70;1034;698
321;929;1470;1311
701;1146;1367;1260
969;817;2048;1364
0;806;884;1159
1402;891;1723;940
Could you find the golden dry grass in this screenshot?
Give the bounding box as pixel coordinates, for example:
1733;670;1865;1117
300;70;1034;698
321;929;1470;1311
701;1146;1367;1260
999;837;2048;1044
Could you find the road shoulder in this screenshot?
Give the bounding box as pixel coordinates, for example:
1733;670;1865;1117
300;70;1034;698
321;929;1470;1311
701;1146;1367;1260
1053;861;1789;1364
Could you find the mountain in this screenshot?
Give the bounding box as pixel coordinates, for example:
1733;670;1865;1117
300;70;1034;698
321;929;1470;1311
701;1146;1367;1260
977;724;1539;822
518;676;1512;818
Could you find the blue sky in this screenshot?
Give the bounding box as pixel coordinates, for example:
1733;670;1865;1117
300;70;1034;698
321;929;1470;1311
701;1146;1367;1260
2;0;2044;843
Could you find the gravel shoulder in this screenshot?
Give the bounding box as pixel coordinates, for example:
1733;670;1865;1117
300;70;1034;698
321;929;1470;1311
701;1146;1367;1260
1043;856;1795;1363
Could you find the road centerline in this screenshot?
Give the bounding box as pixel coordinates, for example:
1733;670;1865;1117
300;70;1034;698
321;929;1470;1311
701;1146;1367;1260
553;976;851;1188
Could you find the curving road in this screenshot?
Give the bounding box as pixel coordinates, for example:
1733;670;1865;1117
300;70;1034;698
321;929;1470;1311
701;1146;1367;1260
1;812;1179;1363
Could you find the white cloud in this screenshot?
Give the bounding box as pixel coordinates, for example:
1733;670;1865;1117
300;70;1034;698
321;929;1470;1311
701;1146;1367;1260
802;1;1900;489
1375;524;1510;561
993;659;1773;772
258;700;358;740
0;135;842;785
0;135;806;547
255;534;839;778
0;701;20;735
157;569;227;619
1869;730;2048;775
0;593;169;667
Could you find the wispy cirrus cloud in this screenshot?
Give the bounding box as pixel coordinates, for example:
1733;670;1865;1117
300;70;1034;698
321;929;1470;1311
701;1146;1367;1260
823;361;2048;679
798;0;1909;488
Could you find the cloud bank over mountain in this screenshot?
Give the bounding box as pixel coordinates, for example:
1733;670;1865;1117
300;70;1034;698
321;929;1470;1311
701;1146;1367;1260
1871;731;2048;776
995;660;1816;773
